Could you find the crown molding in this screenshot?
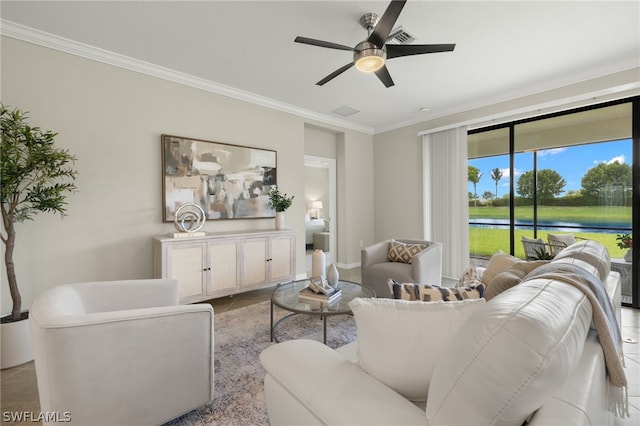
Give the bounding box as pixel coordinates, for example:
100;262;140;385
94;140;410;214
1;19;375;135
375;58;640;135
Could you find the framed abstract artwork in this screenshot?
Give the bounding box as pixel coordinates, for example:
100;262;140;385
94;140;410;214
161;134;277;222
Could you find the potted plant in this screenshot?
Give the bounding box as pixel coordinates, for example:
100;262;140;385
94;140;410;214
1;104;77;368
268;186;294;230
616;233;632;262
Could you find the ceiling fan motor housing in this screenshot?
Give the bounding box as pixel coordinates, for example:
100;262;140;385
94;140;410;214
354;41;386;72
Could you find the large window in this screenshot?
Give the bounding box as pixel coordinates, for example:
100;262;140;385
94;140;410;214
468;100;637;307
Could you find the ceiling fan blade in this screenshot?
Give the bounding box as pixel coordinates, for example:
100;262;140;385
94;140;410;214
386;43;456;59
295;36;353;51
374;65;395;88
316;62;355;86
368;0;407;48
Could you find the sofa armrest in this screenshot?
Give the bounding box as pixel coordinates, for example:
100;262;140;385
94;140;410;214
361;240;390;269
411;242;443;285
70;278;179;312
260;339;426;426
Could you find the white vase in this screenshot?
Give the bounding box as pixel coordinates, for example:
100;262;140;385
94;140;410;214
624;248;632;262
1;314;34;369
326;263;340;288
312;249;326;279
275;212;285;230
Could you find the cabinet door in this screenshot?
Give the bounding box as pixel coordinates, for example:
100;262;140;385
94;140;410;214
242;238;268;288
270;235;294;282
166;242;207;302
208;240;239;294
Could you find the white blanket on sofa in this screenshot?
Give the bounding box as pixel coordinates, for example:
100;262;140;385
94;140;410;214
525;262;628;418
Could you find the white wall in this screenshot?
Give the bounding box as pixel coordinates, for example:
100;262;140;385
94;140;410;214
0;37;374;314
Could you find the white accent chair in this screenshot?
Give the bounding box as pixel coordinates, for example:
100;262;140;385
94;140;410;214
361;239;443;298
29;279;214;425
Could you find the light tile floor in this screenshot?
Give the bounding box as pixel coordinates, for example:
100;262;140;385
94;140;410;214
1;264;638;425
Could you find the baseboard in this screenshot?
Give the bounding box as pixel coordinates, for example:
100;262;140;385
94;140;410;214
336;261;361;270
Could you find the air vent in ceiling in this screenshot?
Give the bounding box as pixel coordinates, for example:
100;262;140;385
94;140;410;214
331;105;361;117
387;26;417;45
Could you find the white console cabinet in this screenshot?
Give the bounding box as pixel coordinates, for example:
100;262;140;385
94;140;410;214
154;230;295;304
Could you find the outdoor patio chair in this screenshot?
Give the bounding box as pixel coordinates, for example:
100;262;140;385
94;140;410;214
521;236;565;260
546;233;589;257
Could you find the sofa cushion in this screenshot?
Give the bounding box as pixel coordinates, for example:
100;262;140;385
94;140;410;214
482;252;549;288
481;251;520;286
349;297;486;402
484;260;549;301
484;267;526;301
387;239;429;264
388;279;485;301
426;278;592;426
552;239;610;281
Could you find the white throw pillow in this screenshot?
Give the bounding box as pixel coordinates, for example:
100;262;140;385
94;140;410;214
348;297;486;402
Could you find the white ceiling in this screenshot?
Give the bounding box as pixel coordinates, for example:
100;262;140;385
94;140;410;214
2;1;639;134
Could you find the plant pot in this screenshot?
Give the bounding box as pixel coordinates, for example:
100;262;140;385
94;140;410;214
275;212;285;230
624;248;632;262
1;313;34;369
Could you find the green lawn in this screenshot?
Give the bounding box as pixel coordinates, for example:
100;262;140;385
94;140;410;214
468;205;631;259
470;228;629;259
470;206;631;222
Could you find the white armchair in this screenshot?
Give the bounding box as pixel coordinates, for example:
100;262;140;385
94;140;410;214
361;239;443;298
29;279;214;425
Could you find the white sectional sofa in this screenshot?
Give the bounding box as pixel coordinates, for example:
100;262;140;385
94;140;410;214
260;241;623;426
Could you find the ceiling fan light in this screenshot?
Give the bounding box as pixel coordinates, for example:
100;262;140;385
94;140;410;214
355;54;385;72
354;41;386;73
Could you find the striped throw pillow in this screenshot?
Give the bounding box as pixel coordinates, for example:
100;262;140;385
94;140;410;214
388;279;485;302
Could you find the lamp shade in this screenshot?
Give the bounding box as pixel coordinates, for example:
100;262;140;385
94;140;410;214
311;201;323;209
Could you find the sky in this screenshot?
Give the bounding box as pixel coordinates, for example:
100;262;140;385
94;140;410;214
468;139;633;199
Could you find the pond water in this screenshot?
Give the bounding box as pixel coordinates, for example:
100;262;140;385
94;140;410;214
469;218;631;234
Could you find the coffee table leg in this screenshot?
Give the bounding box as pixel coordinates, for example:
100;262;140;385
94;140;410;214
323;315;327;345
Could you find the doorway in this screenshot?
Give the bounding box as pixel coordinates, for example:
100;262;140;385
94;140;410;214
304;155;337;264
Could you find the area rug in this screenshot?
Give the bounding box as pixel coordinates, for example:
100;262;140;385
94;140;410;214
165;300;357;426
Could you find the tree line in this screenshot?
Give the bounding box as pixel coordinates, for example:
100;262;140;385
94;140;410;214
468;161;632;206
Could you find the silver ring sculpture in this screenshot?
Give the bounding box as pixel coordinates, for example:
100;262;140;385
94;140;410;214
174;202;206;233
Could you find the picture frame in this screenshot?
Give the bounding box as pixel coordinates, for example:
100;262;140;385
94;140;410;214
161;134;277;222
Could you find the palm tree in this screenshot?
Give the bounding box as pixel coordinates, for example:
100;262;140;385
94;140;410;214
468;166;482;206
490;168;504;199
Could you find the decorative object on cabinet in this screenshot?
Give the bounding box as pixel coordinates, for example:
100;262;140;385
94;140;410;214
161;134;277;222
172;202;206;237
153;230;295;303
268;186;294;230
312;249;326;279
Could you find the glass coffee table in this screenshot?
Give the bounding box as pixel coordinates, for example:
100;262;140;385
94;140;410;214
271;279;376;345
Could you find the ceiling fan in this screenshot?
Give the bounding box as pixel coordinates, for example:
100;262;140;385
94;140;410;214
294;0;455;88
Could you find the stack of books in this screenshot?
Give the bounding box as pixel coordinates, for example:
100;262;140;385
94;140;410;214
298;287;342;304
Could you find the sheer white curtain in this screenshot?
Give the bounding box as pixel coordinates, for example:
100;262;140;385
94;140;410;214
422;127;469;279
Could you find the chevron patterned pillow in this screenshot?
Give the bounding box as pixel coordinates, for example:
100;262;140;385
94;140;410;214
388;279;485;301
387;240;430;264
